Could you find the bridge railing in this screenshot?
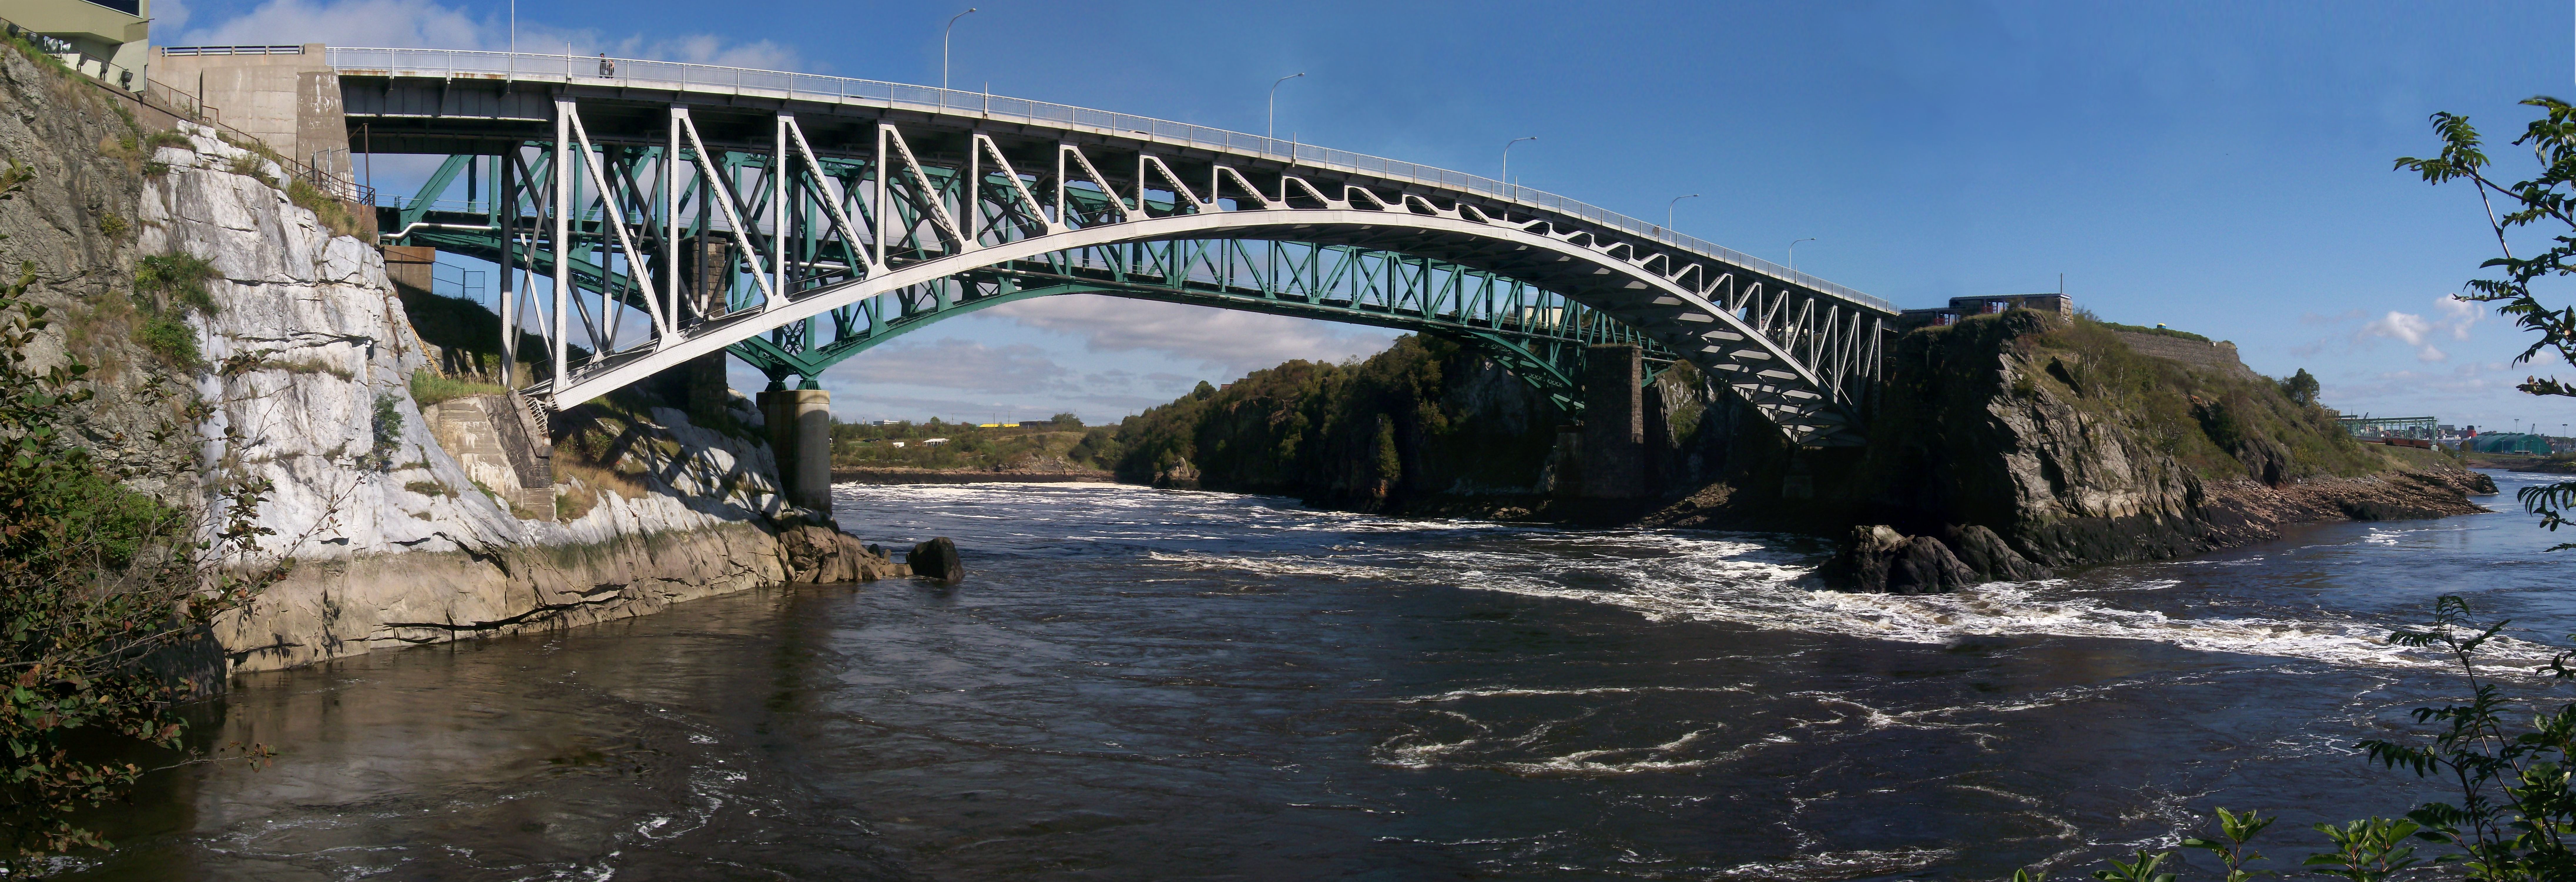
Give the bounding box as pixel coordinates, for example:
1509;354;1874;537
323;46;1896;316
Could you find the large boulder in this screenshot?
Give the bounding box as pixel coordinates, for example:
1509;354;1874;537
908;536;966;584
1825;525;1977;594
1834;523;1968;593
778;524;899;584
1941;524;2051;582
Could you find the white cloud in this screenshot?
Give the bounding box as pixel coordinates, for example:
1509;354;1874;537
2346;296;2485;363
985;295;1398;378
166;0;810;72
2361;310;2431;346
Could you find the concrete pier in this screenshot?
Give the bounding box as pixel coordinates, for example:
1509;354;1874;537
760;389;834;514
1581;344;1646;499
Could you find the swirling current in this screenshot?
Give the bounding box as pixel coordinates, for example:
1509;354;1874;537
59;470;2576;880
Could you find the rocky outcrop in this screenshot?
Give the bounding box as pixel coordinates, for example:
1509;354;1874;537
1827;525;1976;595
778;523;909;584
108;120;909;673
1941;524;2050;582
1795;310;2498;590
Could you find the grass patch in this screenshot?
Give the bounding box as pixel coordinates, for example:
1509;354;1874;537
143;129;193;151
2095;319;2213;343
286;177;361;239
258;354;353;380
2018;314;2375;481
226;153;271;185
403;480;453;497
410;369;506;406
95;212;125;238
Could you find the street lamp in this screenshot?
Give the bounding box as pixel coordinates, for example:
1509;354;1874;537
1502;136;1537;190
943;8;977;91
1269;72;1304;141
1666;194;1699;232
1788;237;1816;273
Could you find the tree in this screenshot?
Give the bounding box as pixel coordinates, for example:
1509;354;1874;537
2396;99;2576;549
0;161;289;869
2280;368;2321;407
1048;411;1083;428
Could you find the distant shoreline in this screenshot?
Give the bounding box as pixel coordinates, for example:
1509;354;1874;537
831;467;1122;485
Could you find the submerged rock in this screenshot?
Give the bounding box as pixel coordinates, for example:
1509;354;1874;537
909;536;966;584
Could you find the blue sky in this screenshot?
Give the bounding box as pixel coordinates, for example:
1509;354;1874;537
162;0;2576;432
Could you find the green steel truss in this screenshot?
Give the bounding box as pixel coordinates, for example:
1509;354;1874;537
387;150;1673;414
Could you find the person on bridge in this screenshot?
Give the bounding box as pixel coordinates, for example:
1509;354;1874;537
598;53;614;77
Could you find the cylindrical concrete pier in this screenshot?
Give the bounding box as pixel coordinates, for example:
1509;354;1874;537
760;389;834;514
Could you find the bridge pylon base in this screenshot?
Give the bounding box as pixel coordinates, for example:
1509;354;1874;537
760;389;834;515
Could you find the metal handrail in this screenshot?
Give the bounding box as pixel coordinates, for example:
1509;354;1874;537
305;45;1897;315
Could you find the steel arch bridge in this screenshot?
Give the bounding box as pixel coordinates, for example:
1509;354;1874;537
337;48;1898;445
389;157;1678;415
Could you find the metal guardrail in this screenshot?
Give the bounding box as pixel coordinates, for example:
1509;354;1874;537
314;46;1898;315
160;45;303;56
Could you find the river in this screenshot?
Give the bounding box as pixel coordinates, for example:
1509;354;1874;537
61;470;2576;880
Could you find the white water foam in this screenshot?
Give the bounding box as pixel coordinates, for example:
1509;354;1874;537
1145;529;2548;673
849;482;2546;673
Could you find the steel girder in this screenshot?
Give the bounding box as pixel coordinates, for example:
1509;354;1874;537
378;102;1889;444
393;152;1672;417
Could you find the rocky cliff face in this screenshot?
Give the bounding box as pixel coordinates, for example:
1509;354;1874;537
0;47;191;504
121;123;901;673
0;44;895;677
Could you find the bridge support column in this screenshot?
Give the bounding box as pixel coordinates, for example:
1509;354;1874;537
1581;344;1646;499
647;351;732;428
760;388;834;515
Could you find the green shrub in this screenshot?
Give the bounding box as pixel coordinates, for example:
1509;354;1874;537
0;161;287;869
142;129;192;151
130;314;198;368
95;212;125;238
369;393;403;469
135;252;217;316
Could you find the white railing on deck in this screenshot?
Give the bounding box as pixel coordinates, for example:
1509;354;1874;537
310;46;1896;315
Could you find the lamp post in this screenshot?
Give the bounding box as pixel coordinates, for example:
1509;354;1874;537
1268;72;1304;142
1501;136;1537;192
943;8;977;91
1788;237;1816;273
1666;194;1699;233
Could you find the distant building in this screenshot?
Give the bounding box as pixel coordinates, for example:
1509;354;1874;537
922;437;950;446
889;441;907;448
2467;432;2553;455
2338;415;2436;441
1898;293;2074;330
9;0;152;90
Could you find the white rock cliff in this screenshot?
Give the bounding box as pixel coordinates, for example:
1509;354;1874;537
136;123;868;673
